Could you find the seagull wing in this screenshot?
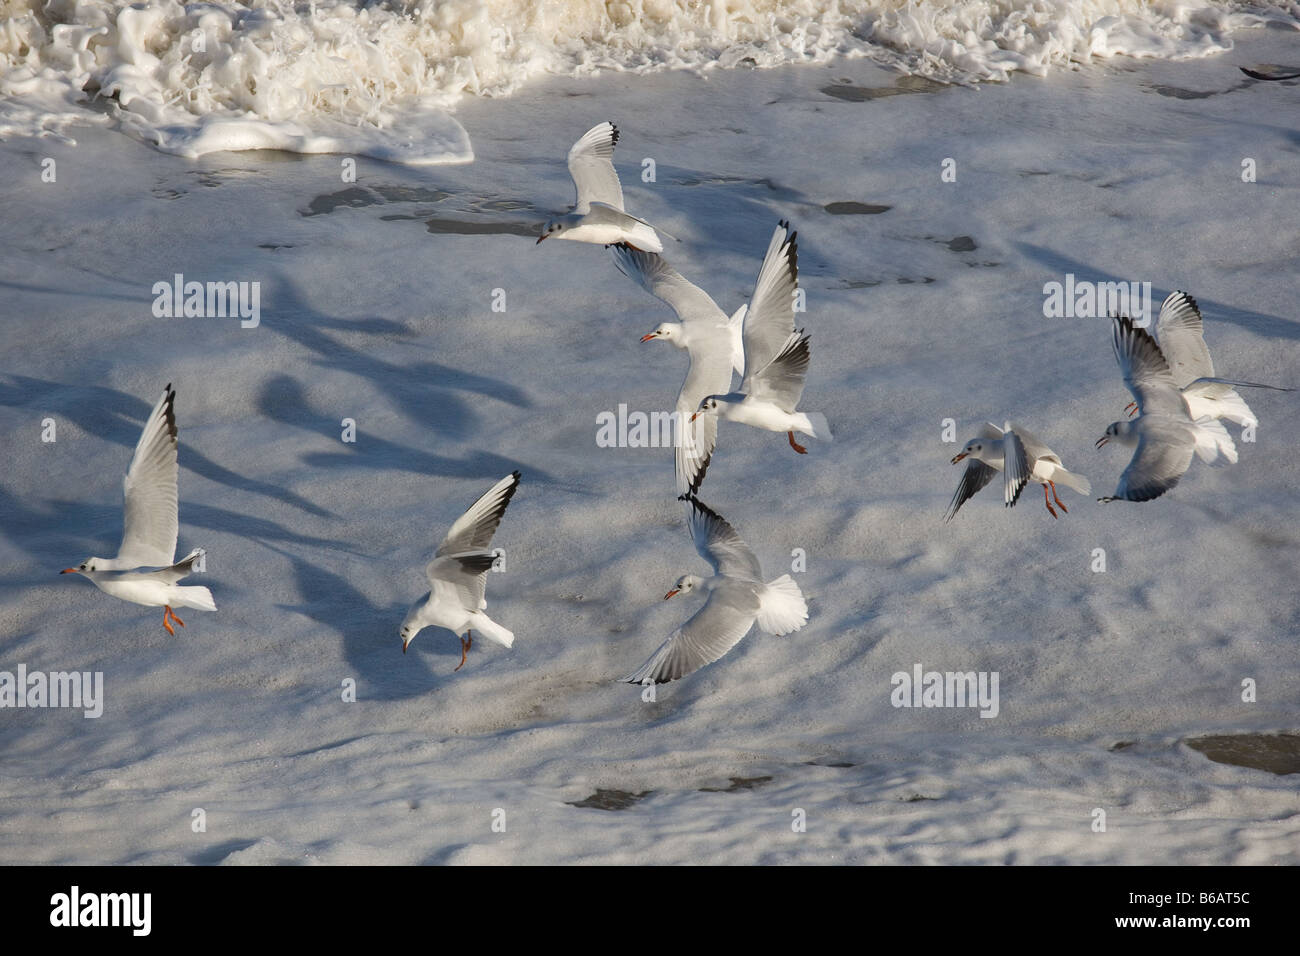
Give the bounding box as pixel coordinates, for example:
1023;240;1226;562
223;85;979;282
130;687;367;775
426;552;498;613
740;222;799;390
609;243;729;327
434;471;521;560
1001;427;1030;508
1112;315;1186;417
685;496;763;583
620;581;760;684
1108;420;1195;502
747;331;811;412
117;384;180;568
568;122;623;213
944;455;998;522
676;346;731;495
1155;291;1214;387
1007;421;1061;464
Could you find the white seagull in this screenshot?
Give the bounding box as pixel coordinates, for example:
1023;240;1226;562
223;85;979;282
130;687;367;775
536;122;662;252
1121;291;1292;430
60;383;215;635
946;422;1090;520
400;472;520;670
610;243;748;496
1098;316;1237;503
622;496;807;686
690;221;830;456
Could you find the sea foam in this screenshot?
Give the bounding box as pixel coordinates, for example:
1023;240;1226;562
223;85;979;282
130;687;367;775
1;1;1294;162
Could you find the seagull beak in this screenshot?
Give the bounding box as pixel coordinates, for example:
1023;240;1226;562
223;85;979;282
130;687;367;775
689;412;699;423
535;234;547;244
59;568;76;574
951;452;968;464
1095;436;1109;449
664;589;679;600
640;332;656;342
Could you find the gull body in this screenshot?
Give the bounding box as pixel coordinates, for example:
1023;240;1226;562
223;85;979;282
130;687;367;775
611;242;750;495
622;496;807;685
60;384;214;634
400;472;520;670
1099;316;1237;503
1123;292;1292;430
946;422;1090;520
537;122;662;252
690;221;830;457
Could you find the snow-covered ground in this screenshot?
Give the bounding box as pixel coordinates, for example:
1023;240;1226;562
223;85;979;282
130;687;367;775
2;12;1299;864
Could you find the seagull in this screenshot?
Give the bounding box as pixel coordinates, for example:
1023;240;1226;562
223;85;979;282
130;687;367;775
1098;316;1237;503
1240;66;1300;81
400;472;520;670
610;243;747;496
59;383;215;634
946;422;1090;520
1121;291;1292;430
536;122;662;252
622;496;807;686
689;221;829;456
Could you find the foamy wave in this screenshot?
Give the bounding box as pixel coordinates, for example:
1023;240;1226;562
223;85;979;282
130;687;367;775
1;1;1295;162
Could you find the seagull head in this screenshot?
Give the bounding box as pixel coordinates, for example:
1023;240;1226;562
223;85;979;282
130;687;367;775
60;559;101;575
664;574;700;600
690;395;727;423
536;219;565;244
1096;421;1134;449
640;322;681;344
399;611;423;654
951;439;986;465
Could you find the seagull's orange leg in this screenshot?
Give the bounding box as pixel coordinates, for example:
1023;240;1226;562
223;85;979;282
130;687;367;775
788;431;807;455
454;632;471;672
167;606;186;628
1050;481;1068;514
1125;402;1138;418
1043;483;1058;518
163;608;175;636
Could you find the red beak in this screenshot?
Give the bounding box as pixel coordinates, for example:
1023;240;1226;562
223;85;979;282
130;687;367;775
689;412;699;423
640;333;656;342
664;589;679;600
951;452;968;464
60;568;76;574
535;234;547;244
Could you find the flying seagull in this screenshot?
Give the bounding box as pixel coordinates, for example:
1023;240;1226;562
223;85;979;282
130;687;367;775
60;383;215;634
622;496;807;686
400;472;520;670
537;122;662;252
946;422;1090;520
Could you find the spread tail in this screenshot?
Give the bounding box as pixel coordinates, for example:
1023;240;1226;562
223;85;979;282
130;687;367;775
1192;416;1238;465
471;614;515;649
757;574;808;636
171;586;216;612
801;412;831;442
1052;468;1091;496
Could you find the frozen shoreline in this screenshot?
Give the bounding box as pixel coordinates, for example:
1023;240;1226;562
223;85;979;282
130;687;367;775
1;29;1299;864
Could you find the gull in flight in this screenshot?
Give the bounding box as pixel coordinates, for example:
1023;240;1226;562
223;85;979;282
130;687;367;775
609;240;751;495
1121;291;1292;431
537;122;662;252
1098;316;1237;503
946;422;1090;520
401;472;520;670
689;221;830;457
60;384;215;634
622;496;807;686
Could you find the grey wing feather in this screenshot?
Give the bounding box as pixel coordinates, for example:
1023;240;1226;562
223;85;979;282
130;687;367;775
609;244;728;326
740;222;799;389
1155;292;1214;387
1112;316;1185;417
1001;429;1030;508
748;331;811;411
620;583;760;684
684;497;762;582
117;384;180;568
1110;423;1195;502
435;472;520;559
1006;421;1059;464
944;458;997;522
568;122;623;212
